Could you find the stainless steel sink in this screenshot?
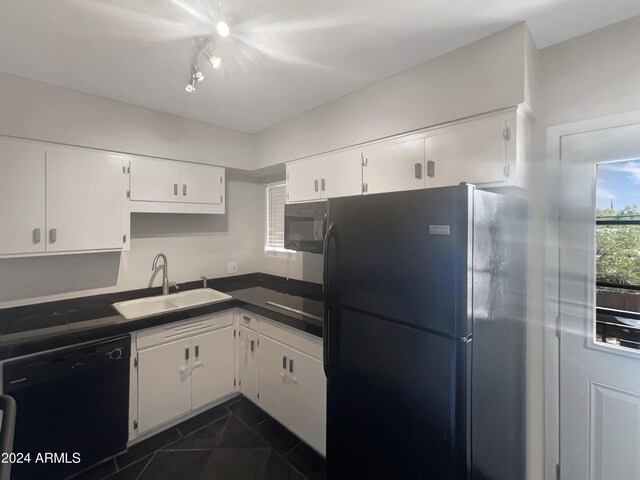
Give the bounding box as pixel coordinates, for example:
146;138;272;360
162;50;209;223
113;288;232;320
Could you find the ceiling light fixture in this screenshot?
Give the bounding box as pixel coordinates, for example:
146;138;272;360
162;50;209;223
216;21;230;38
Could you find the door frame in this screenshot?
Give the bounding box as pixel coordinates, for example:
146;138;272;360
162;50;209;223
544;109;640;480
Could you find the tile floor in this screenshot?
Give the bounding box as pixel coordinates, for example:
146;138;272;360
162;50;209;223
71;395;326;480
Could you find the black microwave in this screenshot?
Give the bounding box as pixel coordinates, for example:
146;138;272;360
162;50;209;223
284;201;327;254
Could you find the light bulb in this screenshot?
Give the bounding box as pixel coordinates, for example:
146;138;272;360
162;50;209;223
209;56;221;69
216;21;230;37
185;81;195;93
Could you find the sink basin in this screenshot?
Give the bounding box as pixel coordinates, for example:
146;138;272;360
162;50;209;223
113;288;233;320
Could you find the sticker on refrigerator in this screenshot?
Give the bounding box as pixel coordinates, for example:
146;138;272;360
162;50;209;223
428;225;450;235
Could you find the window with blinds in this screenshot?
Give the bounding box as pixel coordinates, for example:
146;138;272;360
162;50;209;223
265;184;291;253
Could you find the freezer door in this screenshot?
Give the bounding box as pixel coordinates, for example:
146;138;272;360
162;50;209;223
325;306;470;480
325;185;473;338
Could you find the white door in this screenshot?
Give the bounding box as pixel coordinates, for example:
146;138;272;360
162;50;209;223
559;124;640;480
282;346;327;455
191;326;236;410
286;157;322;203
137;339;192;433
179;165;223;205
0;140;46;255
361;137;425;194
239;327;259;402
320;150;362;199
46;149;126;252
425;112;511;188
129;159;180;202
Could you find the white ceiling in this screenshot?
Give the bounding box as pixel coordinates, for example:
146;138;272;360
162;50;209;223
0;0;639;133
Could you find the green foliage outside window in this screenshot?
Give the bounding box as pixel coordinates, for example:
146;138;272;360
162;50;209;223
596;205;640;286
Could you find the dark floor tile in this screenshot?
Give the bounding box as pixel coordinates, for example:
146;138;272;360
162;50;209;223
163;416;228;451
176;403;229;437
222;393;243;408
254;417;301;455
104;456;153;480
139;451;213;480
199;447;271;479
217;416;269;449
115;428;181;469
284;443;326;480
69;459;117;480
227;398;268;428
264;450;307;480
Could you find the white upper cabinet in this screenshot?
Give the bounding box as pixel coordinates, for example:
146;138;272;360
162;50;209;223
0;140;46;255
46;149;127;253
129;159;225;214
179;165;224;205
425;111;514;188
129;160;180;202
286;150;362;203
361;137;425;194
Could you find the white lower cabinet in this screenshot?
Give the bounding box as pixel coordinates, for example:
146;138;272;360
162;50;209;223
238;327;259;402
134;313;236;435
257;334;327;455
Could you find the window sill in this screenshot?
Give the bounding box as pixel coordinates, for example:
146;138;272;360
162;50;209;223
265;248;296;259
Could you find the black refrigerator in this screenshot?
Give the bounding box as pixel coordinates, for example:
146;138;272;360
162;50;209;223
323;184;526;480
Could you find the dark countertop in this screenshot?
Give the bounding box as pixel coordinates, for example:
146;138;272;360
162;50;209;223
0;273;323;361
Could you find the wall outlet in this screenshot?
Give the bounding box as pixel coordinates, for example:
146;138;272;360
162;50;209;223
227;262;238;274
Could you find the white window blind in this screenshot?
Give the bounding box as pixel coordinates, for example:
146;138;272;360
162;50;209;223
266;184;288;251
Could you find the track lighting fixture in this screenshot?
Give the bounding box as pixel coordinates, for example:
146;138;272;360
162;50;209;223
184;15;228;94
216;21;230;38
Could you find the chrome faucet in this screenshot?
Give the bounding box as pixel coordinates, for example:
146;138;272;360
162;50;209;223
201;276;208;289
152;253;178;295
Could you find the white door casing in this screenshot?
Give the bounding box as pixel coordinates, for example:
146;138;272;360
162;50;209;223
559;123;640;480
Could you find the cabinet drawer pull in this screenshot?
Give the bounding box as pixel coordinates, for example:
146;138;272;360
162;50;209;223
33;228;41;244
289;359;294;373
49;228;57;244
426;160;435;178
242;315;251;323
282;356;287;369
415;163;423;180
174;183;178;195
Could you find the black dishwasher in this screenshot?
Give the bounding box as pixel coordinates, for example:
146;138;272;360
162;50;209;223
3;335;131;480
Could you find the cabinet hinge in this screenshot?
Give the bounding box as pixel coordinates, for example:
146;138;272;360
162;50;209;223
238;379;241;386
133;356;138;368
126;190;130;199
234;329;236;338
257;392;260;399
361;152;368;166
220;176;223;184
362;182;368;194
286;193;289;201
234;378;237;387
220;195;223;203
122;166;126;174
123;234;127;244
127;166;131;174
286;172;289;180
503;126;511;142
133;420;138;430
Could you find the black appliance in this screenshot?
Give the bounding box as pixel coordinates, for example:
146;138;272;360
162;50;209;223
284;201;327;253
4;335;131;480
323;185;526;480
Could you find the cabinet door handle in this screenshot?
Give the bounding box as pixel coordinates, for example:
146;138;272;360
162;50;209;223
282;356;287;369
415;163;423;179
49;228;57;244
250;340;255;352
321;178;326;191
314;179;319;192
289;359;294;373
33;228;41;244
185;347;190;361
174;183;178;196
195;345;199;358
426;160;435;178
183;184;187;196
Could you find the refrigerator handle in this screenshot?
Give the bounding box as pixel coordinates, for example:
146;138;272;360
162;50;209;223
323;222;337;377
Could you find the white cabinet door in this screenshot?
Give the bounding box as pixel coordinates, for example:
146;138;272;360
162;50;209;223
239;327;259;402
0;140;46;255
286;158;323;203
46;149;126;252
425;112;511;188
257;334;291;426
191;326;236;410
137;338;192;434
130;159;180;202
179;165;223;205
320;150;362;199
361;138;425;194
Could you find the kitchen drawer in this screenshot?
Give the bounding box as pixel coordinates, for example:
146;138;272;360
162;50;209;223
237;311;260;331
258;317;322;360
136;312;233;350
